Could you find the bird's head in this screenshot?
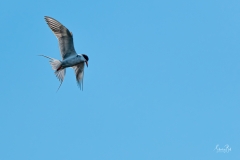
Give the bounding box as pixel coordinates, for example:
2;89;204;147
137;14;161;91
82;54;89;67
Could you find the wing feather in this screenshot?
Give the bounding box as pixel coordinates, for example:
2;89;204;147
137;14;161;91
72;63;85;90
44;16;77;60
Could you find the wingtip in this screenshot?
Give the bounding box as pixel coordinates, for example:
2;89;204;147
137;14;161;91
44;16;53;22
76;81;83;91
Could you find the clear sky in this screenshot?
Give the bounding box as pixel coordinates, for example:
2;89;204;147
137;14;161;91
0;0;239;159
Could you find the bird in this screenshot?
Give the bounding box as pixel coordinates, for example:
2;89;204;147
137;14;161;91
40;16;89;91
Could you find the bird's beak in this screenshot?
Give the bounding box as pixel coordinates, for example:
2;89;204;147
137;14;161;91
85;61;88;67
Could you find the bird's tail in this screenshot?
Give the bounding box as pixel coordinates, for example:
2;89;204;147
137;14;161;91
39;55;66;91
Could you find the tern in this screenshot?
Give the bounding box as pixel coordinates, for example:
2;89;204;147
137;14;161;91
40;16;89;91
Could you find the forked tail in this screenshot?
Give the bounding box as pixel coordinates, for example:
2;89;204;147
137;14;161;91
39;55;66;91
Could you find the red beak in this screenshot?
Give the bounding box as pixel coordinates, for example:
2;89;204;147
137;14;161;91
85;61;88;67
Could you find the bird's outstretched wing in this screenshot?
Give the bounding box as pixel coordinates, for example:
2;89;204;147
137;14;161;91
72;62;85;90
44;16;77;60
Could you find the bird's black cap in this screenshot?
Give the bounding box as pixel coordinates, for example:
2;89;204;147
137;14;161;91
82;54;89;61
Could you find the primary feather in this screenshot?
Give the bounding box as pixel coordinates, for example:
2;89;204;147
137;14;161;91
72;63;85;90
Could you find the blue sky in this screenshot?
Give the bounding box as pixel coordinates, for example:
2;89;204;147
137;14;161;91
0;0;239;159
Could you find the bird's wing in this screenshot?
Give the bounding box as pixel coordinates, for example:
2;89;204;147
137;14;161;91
44;16;77;60
72;62;85;90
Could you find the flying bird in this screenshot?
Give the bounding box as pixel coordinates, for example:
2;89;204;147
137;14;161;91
40;16;89;91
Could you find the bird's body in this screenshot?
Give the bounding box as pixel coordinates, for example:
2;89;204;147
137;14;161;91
40;16;89;90
62;55;86;68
